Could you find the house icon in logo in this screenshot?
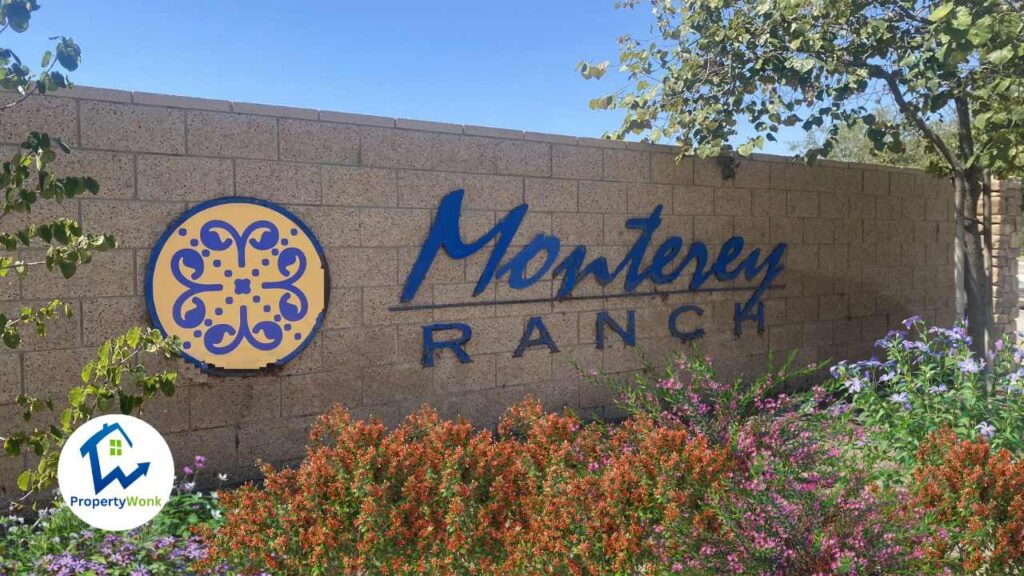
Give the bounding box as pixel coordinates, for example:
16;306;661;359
79;422;151;494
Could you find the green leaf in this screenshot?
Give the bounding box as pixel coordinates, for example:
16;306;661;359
159;376;176;397
577;60;609;80
3;329;21;349
4;2;32;32
950;7;972;30
927;3;954;22
788;57;816;73
98;341;111;365
986;46;1014;65
58;259;76;279
16;470;30;491
40;50;52;68
55;37;81;71
68;387;86;407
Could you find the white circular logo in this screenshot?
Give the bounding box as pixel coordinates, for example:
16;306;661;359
57;415;174;531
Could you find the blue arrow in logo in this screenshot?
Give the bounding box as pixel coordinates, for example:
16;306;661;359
78;422;151;493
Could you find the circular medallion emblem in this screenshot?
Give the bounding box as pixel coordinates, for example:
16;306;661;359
146;197;328;372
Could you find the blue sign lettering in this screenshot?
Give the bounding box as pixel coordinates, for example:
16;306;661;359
401;189;785;316
596;310;636;350
669;305;706;343
422;323;473;367
514;316;560;357
397;189;787;367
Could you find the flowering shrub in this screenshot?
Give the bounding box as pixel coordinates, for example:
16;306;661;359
13;317;1019;575
909;428;1024;574
829;317;1024;476
588;351;917;574
0;455;226;575
203;382;925;574
589;349;822;441
202;401;736;575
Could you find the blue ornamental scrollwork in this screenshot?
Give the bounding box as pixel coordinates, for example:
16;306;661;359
171;221;306;355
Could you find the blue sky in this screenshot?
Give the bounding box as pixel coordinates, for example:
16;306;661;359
12;1;792;153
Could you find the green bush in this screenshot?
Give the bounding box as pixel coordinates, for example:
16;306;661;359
828;317;1024;478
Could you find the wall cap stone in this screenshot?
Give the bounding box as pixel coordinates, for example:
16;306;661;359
33;85;961;172
132;91;232;112
395;118;464;134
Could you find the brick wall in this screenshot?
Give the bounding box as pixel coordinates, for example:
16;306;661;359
0;87;958;494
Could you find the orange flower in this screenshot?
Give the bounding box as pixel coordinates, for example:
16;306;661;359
908;428;1024;573
199;399;733;574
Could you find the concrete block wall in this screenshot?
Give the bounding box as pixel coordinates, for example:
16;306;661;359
0;87;956;495
992;180;1021;336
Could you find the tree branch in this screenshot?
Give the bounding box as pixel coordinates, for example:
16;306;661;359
1;58;60;110
889;3;931;25
0;259;47;274
1;90;33;110
870;66;963;173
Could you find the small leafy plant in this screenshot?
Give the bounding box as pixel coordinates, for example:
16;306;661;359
580;348;824;442
828;317;1024;477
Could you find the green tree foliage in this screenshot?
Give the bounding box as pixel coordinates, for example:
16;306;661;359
793;107;958;170
0;0;180;499
583;0;1024;354
6;328;179;493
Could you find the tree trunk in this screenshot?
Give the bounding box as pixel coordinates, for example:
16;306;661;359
956;173;992;358
954;178;966;320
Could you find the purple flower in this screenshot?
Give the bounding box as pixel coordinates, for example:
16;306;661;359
902;340;930;353
194;454;207;468
875;330;909;348
958;358;982;374
845;377;865;393
856;357;883;370
889;392;911;410
927;384;948;394
995;339;1005;351
976;421;996;439
902;315;923;329
829;362;846;378
183;466;194;476
878;372;895;383
829;401;852;416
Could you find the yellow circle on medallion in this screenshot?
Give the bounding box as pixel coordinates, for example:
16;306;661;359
146;198;328;372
